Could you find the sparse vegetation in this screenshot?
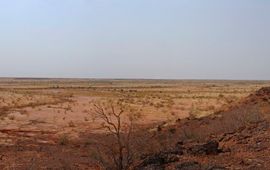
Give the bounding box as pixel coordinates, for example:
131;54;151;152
90;102;141;170
0;79;270;169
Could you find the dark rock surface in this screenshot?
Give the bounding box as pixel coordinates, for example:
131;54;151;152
188;140;221;155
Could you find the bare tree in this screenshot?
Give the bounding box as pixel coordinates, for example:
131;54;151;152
90;101;140;170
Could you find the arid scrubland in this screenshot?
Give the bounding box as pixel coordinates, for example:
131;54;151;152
0;78;270;169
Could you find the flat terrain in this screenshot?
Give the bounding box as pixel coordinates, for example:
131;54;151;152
0;78;269;145
1;78;270;169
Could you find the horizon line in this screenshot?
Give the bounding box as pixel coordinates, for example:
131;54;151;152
0;76;269;82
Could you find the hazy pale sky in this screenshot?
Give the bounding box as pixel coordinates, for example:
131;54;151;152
0;0;269;80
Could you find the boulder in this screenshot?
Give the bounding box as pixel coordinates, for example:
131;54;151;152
135;151;179;170
176;162;227;170
188;140;221;155
176;161;201;170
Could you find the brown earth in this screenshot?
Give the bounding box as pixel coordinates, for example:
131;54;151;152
0;79;270;169
137;87;270;170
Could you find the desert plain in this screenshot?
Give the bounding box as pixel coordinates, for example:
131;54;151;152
0;78;270;169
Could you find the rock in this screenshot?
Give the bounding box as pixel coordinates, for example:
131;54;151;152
246;87;270;104
176;161;201;170
188;140;221;155
255;87;270;96
174;141;185;155
240;158;264;167
135;151;179;170
205;165;227;170
138;164;165;170
176;162;227;170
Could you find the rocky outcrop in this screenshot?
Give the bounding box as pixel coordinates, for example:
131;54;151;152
138;87;270;170
175;161;226;170
136;140;223;169
136;151;180;170
187;140;221;155
244;87;270;105
175;161;201;170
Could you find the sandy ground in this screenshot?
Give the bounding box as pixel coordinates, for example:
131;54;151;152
0;79;270;146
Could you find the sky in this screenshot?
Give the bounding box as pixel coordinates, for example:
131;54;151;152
0;0;269;80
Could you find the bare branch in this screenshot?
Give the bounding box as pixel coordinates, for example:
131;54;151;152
92;102;138;170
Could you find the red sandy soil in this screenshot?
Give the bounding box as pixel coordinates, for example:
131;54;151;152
0;84;270;169
137;87;270;170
